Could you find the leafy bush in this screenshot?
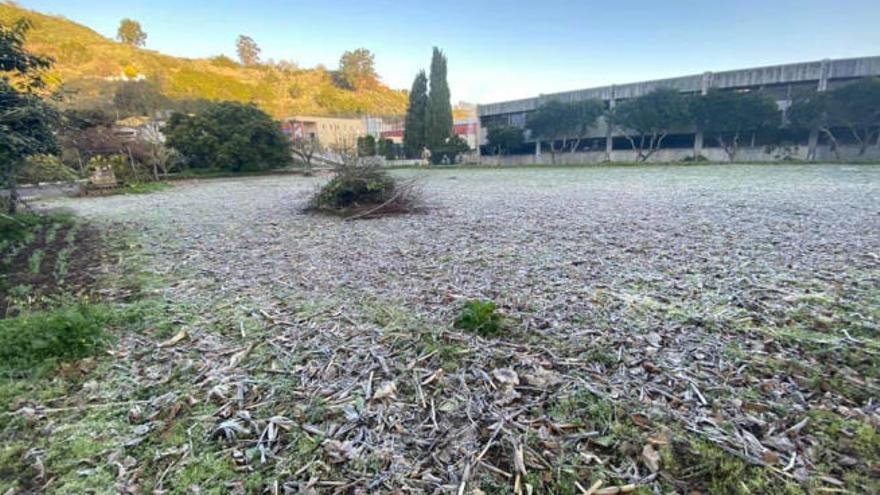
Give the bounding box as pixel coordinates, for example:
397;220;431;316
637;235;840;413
17;154;80;184
454;300;505;337
429;135;470;165
307;162;422;218
164;101;292;172
0;304;114;374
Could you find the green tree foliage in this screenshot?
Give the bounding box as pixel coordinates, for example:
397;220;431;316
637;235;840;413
403;70;428;158
357;135;377;157
430;135;469;165
825;78;880;155
425;47;453;152
236;35;260;66
377;138;395;160
790;79;880;157
690;89;779;161
613;88;691;161
0;19;59;213
527;99;604;160
164;101;292;172
338;48;377;90
486;126;525;155
116;18;146;47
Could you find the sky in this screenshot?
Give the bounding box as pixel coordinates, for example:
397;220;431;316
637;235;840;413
19;0;880;104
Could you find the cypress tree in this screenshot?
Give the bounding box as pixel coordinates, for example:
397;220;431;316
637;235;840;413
403;70;428;158
426;47;453;151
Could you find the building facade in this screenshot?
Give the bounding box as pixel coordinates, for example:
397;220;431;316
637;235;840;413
380;119;481;149
283;116;368;152
476;56;880;161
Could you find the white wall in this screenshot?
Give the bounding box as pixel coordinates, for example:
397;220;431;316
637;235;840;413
476;145;880;166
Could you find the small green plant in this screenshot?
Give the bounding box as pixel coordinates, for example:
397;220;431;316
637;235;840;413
28;249;44;274
454;300;505;336
0;304;115;374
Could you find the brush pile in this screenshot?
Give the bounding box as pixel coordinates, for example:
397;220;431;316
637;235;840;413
307;161;423;219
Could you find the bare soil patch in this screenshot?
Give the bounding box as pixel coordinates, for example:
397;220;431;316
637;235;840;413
0;216;103;316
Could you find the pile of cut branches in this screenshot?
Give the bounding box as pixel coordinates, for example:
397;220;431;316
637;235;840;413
306;161;424;219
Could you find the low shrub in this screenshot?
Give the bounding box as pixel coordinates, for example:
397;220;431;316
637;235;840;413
681;154;709;163
307;161;423;219
17;155;81;184
454;300;505;337
0;304;114;375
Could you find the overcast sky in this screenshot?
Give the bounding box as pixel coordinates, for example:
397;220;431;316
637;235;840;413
21;0;880;104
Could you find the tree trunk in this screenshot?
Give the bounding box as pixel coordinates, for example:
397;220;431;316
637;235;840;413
127;147;138;181
642;132;667;161
820;127;841;160
717;135;737;162
3;165;19;215
848;127;866;156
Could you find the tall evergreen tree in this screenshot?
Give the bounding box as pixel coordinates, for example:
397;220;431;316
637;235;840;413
403;70;428;158
425;47;453;151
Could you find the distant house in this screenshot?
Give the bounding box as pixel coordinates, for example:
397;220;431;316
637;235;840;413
283;116;368;152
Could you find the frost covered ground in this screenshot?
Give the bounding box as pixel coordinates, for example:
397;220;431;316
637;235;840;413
6;164;879;494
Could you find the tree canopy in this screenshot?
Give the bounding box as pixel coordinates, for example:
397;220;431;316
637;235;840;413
690;90;779;161
486;126;525;155
1;19;59;213
164;102;291;172
403;70;428;158
527;99;604;156
236;35;261;66
116;18;146;47
338;48;377;90
789;78;880;156
613;88;690;161
425;47;453;152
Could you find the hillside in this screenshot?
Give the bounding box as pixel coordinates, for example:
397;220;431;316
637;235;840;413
0;3;408;118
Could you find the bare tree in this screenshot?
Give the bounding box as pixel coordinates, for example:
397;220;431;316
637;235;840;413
291;138;320;172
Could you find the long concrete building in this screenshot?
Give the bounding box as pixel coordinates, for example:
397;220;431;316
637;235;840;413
476;56;880;162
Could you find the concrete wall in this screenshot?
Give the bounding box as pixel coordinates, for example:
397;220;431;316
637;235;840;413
477;55;880;118
476;145;880;166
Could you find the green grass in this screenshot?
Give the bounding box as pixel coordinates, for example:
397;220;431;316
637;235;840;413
0;304;115;376
0;211;74;245
116;181;174;195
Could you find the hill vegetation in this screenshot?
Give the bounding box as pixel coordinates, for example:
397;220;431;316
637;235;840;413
0;2;408;117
